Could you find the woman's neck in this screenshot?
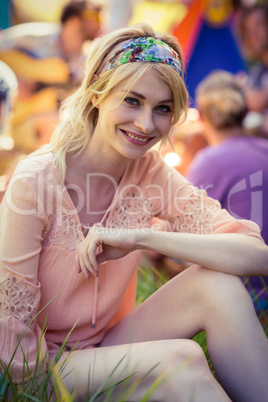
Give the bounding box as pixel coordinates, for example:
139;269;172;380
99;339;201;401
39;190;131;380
65;136;129;186
204;124;245;146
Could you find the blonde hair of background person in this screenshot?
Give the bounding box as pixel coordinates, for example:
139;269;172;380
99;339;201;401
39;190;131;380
196;70;247;130
0;23;268;402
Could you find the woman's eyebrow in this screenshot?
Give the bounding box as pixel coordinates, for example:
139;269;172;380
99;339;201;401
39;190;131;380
127;90;174;104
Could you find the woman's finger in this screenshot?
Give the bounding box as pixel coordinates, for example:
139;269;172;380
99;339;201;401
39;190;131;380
75;251;82;273
87;243;101;273
79;256;91;279
77;246;92;278
84;249;99;277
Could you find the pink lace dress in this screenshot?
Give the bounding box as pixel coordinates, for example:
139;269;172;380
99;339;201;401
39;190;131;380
0;150;262;382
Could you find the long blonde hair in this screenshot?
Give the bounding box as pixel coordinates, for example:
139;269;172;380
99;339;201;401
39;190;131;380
44;23;188;179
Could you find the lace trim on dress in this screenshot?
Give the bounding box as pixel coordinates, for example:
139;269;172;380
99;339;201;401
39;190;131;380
42;209;83;251
108;187;153;229
167;187;221;234
0;276;40;328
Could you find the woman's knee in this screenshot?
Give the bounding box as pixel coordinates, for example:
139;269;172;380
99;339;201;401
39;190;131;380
189;266;254;315
166;340;220;392
164;339;209;372
146;340;213;399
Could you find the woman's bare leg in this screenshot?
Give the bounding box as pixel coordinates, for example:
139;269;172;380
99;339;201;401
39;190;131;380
52;339;230;401
101;266;268;402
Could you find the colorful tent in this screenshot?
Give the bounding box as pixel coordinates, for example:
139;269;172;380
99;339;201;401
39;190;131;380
172;0;246;105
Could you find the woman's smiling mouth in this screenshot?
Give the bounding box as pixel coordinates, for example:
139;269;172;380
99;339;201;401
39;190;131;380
120;129;154;146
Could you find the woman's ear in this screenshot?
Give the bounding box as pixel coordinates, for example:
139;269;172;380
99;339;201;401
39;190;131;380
92;95;99;108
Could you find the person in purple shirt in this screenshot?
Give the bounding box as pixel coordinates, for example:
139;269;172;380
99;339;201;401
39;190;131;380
186;70;268;316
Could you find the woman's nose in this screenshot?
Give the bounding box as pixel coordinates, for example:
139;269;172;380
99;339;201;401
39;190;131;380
134;108;155;134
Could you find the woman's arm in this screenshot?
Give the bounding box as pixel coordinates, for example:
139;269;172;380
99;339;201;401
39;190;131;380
0;171;48;383
137;230;268;276
75;226;268;279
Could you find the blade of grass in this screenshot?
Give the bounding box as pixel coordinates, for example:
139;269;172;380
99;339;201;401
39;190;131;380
89;355;129;401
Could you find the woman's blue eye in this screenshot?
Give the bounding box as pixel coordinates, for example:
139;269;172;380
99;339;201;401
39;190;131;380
156;105;172;113
124;97;139;105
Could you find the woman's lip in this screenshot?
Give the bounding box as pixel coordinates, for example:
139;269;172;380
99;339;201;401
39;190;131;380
120;129;154;146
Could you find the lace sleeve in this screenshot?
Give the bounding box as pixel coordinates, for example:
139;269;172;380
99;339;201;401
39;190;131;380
0;276;47;384
0;174;48;383
0;276;40;327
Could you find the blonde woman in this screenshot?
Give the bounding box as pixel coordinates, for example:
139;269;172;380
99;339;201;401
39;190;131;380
0;24;268;401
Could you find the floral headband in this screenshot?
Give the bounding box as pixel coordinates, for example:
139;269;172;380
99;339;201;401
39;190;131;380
100;37;182;77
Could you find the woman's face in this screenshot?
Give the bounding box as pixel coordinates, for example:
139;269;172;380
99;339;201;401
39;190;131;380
93;70;174;160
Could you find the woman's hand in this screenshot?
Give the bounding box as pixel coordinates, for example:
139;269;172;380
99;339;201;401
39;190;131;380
75;226;137;279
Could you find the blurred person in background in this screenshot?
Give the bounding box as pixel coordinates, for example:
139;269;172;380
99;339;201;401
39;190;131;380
0;0;102;84
0;61;17;139
186;70;268;319
0;60;24;201
0;0;102;154
237;3;268;135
